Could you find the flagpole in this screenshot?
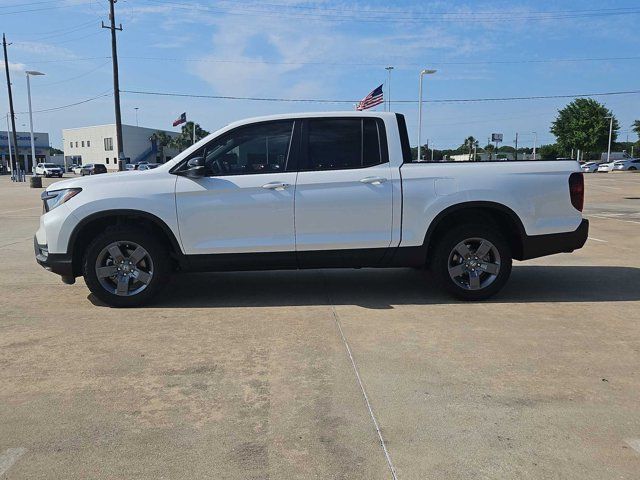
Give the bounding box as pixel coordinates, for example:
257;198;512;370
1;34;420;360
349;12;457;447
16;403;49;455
192;121;195;145
385;66;394;112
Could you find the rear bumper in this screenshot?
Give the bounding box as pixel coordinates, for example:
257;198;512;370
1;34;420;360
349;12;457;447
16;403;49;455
520;219;589;260
34;236;74;277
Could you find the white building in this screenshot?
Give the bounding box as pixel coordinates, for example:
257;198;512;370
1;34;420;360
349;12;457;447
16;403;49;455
0;131;50;172
62;124;179;171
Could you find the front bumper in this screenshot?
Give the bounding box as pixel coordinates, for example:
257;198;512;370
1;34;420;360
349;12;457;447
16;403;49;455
34;236;74;277
520;219;589;260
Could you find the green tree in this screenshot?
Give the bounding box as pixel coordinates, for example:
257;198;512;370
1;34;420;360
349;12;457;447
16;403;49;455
633;120;640;146
150;131;175;162
538;143;563;160
49;147;63;155
171;121;210;152
483;144;495;160
462;136;477;161
550;99;619;158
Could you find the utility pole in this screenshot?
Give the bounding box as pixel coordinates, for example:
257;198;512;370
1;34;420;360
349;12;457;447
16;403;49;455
514;132;518;161
102;0;124;171
3;34;20;180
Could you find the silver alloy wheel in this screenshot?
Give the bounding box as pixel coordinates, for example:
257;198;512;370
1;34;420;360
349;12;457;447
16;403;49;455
95;241;154;296
447;237;501;291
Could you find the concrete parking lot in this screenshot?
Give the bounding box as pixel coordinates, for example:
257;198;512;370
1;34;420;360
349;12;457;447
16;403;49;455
1;172;639;479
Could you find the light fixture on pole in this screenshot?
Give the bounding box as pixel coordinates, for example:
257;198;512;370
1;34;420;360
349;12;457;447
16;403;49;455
417;69;437;162
532;131;537;160
605;115;614;163
25;70;45;174
385;66;394;111
134;107;139;127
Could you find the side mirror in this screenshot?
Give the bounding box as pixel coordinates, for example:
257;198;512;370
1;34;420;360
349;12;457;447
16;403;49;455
176;156;205;178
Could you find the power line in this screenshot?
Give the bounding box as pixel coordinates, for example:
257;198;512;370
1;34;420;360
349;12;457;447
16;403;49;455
118;54;640;68
0;1;93;16
140;0;640;24
40;61;111;86
120;88;640;104
15;91;112;115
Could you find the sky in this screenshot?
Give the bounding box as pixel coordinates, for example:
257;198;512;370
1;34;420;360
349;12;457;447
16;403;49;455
2;0;640;150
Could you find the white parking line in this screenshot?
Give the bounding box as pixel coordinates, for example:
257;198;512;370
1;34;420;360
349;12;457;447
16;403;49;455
625;438;640;454
0;448;27;477
323;274;398;480
588;214;640;225
588;237;608;243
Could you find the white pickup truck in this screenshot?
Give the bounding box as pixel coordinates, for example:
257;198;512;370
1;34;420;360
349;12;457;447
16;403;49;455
35;112;588;307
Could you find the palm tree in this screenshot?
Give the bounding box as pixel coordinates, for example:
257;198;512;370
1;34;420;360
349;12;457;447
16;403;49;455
633;120;640;140
150;131;174;163
464;136;476;161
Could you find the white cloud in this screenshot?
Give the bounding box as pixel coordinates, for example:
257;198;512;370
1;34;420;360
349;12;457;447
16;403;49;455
1;61;26;73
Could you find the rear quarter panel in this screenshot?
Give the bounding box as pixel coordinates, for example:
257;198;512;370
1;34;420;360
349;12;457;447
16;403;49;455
399;160;583;247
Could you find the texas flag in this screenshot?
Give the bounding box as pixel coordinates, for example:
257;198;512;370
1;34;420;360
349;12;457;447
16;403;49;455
172;112;187;127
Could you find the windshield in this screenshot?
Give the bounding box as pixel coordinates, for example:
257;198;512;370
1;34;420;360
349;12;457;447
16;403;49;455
43;164;58;168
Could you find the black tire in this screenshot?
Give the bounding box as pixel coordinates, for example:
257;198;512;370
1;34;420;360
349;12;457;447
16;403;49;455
83;227;170;307
430;224;512;301
630;167;637;171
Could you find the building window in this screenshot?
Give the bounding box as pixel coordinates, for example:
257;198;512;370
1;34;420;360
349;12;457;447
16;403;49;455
75;141;78;148
106;158;109;164
104;137;113;151
81;141;85;147
69;142;73;149
87;140;90;147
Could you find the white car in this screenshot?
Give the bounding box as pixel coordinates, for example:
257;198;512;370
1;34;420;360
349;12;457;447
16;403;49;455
72;165;83;175
34;111;588;307
581;161;601;173
597;162;616;172
612;158;640;171
35;163;63;178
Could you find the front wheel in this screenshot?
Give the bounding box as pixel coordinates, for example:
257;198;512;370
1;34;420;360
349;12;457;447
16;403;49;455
430;224;512;301
83;228;169;307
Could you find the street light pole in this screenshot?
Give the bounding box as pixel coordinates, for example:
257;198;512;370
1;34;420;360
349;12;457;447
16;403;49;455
134;107;139;127
26;70;45;174
532;131;537;160
417;69;437;162
605;116;614;163
385;66;394;112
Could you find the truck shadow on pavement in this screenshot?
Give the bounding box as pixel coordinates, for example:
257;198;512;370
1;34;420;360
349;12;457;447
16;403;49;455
89;265;640;309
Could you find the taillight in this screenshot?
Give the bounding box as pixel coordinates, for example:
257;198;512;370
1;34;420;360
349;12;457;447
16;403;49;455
569;172;584;212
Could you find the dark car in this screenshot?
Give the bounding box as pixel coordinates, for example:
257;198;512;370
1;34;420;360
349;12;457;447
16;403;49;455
79;163;108;176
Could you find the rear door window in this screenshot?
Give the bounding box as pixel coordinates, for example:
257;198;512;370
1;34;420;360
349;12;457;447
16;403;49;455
304;118;386;171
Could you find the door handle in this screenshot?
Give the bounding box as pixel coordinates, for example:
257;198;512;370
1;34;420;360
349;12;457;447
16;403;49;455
262;182;290;191
360;176;387;185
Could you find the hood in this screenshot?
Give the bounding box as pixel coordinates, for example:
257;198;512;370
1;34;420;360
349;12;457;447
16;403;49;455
45;169;158;192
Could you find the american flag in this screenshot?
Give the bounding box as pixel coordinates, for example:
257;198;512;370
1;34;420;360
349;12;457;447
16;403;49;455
356;84;384;111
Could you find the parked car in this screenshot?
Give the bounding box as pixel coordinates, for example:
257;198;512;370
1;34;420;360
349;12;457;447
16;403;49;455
79;163;107;176
35;112;588;307
35;163;64;178
125;164;136;171
597;162;616;172
612;158;640;171
72;165;83;175
581;161;601;173
67;164;79;173
137;163;160;171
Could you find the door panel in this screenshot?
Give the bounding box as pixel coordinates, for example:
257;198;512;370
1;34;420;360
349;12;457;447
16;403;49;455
176;173;297;254
294;164;393;252
174;119;298;255
294;117;394;257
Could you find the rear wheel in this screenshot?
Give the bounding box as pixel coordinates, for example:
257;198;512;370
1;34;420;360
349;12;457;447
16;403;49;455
630;166;637;171
430;224;512;301
83;228;169;307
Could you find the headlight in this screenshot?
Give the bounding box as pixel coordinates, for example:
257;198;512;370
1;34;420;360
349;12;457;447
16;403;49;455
41;188;82;212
